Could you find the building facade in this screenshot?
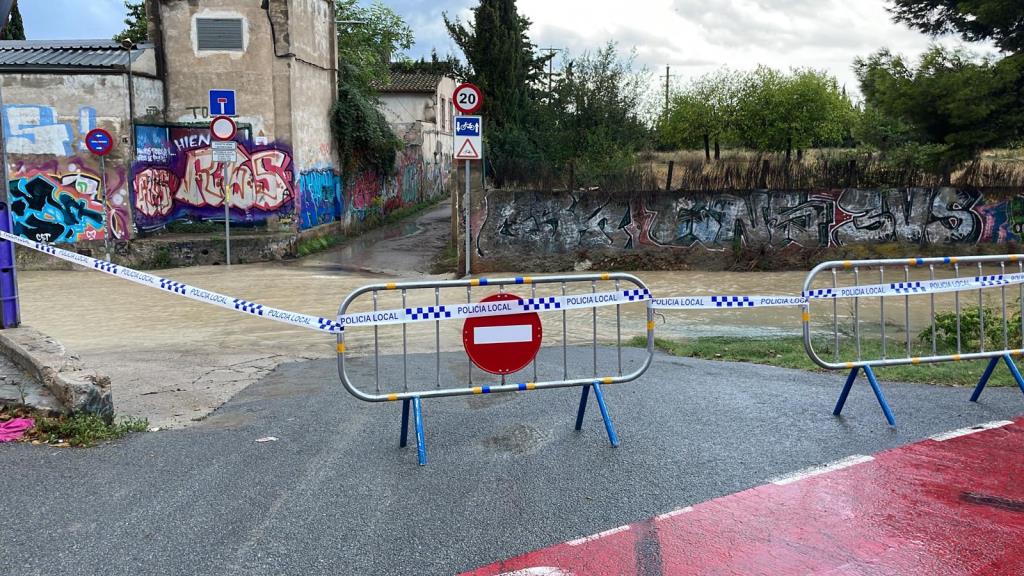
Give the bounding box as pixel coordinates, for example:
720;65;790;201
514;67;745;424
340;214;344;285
0;0;451;249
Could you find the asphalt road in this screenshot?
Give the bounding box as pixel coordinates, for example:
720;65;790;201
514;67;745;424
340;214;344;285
4;348;1023;575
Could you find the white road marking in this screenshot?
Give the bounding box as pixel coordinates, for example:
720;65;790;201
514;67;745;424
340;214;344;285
566;524;631;546
930;420;1014;442
769;454;875;486
474;324;533;345
655;507;694;522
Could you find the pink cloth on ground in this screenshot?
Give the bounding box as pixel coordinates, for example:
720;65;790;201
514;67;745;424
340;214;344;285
0;418;35;442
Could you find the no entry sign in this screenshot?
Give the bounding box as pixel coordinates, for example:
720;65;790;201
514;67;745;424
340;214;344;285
84;128;113;156
463;293;542;375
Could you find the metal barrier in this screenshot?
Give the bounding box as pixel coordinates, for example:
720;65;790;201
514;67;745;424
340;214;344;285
336;273;654;465
802;255;1024;426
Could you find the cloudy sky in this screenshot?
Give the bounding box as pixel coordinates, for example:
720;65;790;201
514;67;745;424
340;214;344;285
21;0;994;98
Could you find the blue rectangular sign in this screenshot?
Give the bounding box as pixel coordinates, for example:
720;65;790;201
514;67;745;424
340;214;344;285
455;116;481;137
209;89;236;116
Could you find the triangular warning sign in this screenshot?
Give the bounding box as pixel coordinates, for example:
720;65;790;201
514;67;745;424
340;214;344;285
456;139;479;159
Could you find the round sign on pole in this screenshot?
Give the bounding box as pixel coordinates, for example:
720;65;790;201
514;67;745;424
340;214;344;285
84;128;114;156
210;115;237;141
453;83;483;115
463;293;542;375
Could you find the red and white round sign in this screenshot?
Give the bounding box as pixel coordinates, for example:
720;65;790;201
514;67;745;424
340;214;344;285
453;82;483;115
210;115;237;141
463;293;542;375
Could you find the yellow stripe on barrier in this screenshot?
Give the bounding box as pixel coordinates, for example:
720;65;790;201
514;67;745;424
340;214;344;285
472;387;483;394
601;273;610;280
908;258;917;266
1011;255;1020;262
802;312;811;322
954;354;962;362
647;320;656;331
911;358;921;365
470;279;481;287
845;362;854;369
523;276;533;284
950;257;958;265
602;377;613;384
336;343;345;354
526;383;536;390
387;394;399;401
843;261;853;269
386;283;397;290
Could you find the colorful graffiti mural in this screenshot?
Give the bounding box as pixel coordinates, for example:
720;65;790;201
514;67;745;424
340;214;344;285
131;125;295;231
476;188;1023;258
298;169;342;230
7;158;131;243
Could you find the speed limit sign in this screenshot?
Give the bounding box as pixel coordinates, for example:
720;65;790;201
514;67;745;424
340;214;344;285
453;83;483;114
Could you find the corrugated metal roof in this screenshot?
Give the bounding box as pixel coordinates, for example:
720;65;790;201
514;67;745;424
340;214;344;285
377;72;443;94
0;40;151;69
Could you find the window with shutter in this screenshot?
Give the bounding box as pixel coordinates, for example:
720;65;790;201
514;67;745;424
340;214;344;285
196;18;244;52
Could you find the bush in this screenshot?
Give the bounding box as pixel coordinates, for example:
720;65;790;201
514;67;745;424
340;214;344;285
920;305;1022;352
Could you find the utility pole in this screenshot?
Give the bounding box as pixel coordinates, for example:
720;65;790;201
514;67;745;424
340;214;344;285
661;65;676;115
539;47;563;94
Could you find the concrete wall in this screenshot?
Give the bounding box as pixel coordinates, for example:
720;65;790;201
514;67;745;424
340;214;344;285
2;65;164;243
471;188;1024;271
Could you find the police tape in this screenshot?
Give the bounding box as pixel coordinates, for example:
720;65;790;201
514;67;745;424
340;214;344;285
0;230;347;334
802;272;1024;301
338;288;652;327
1;230;652;331
652;295;808;309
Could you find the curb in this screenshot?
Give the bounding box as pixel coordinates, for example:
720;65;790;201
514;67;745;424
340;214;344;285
0;326;113;420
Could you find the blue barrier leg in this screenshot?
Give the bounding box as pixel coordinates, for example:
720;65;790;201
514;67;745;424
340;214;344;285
591;382;619;447
1002;354;1024;397
574;384;591;431
399;398;410;448
412;397;426;466
833;366;860;416
970;356;1001;402
863;365;897;427
0;202;21;329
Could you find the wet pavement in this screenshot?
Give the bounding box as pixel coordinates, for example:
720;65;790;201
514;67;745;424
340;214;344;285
2;349;1022;575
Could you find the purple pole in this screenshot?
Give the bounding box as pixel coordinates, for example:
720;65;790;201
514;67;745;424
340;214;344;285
0;199;20;328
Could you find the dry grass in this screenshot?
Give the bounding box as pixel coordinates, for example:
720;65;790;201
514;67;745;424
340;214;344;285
640;148;1024;190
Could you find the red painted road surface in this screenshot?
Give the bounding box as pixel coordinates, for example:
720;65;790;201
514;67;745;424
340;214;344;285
464;418;1024;576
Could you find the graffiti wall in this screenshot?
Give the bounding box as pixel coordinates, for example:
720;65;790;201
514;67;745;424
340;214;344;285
131;125;295;231
475;188;1022;259
3;104;131;243
298;168;342;230
298;147;449;230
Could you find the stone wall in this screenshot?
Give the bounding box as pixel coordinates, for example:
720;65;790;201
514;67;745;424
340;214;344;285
471;188;1024;271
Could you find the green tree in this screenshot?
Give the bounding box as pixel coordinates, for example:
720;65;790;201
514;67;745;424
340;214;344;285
733;67;853;158
444;0;550;131
330;0;413;175
335;0;413;90
889;0;1023;54
854;47;1021;173
113;0;147;44
546;43;652;183
1;0;25;41
661;70;742;160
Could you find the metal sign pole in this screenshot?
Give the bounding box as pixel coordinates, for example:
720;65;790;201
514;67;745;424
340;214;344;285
223;163;230;268
464;159;471;277
99;155;111;262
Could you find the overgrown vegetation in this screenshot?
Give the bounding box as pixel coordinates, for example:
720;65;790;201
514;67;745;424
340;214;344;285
921;305;1023;353
1;406;149;448
296;234;340;257
632;335;1024;387
330;0;411;176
